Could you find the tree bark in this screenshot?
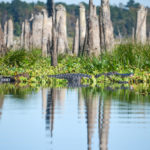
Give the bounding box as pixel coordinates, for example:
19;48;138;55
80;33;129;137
79;3;86;55
56;4;69;54
72;19;79;56
47;0;58;66
136;5;147;44
101;0;114;52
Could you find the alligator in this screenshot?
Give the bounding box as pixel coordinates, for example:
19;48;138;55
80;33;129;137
0;73;29;83
48;73;92;85
95;72;134;78
48;72;134;85
0;76;15;83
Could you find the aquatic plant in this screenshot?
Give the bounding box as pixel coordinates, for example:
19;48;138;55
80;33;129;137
0;43;150;87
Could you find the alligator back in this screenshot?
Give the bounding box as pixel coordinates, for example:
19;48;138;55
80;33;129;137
48;73;92;80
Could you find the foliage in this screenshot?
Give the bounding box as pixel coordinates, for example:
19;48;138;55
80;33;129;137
0;43;150;88
2;49;41;67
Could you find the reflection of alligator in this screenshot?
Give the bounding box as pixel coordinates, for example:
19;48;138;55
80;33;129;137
105;85;133;91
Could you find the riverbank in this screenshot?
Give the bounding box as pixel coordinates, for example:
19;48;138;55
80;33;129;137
0;43;150;87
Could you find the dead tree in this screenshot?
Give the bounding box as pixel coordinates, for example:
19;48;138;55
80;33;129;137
136;5;147;44
56;4;69;54
101;0;114;51
84;0;101;56
4;19;14;49
0;25;7;56
47;0;58;67
79;3;86;55
72;19;79;56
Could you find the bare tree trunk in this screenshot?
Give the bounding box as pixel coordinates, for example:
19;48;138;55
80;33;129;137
56;5;69;54
42;9;52;57
24;20;30;50
132;27;135;43
51;1;58;67
20;22;24;48
32;13;43;49
148;32;150;44
136;5;147;44
0;25;7;56
72;19;79;56
84;1;101;56
101;0;114;52
47;0;58;66
4;21;7;46
79;3;86;55
89;0;93;17
4;19;14;49
99;8;105;52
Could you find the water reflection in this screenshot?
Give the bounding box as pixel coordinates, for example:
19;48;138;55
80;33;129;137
0;95;4;119
46;89;56;137
0;85;150;150
45;88;67;138
43;88;111;150
99;97;111;150
42;87;150;150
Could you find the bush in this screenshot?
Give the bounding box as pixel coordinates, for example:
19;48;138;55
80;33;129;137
3;49;42;67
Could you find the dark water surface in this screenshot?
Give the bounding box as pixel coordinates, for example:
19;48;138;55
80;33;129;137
0;86;150;150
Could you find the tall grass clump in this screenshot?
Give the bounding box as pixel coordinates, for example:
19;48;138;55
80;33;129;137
101;43;150;71
2;49;42;67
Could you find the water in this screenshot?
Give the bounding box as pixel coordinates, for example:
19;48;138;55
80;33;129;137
0;86;150;150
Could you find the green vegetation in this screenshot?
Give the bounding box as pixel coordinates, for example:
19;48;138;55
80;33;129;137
0;0;150;37
0;43;150;90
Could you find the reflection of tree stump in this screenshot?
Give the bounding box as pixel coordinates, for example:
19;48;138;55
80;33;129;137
46;88;57;137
